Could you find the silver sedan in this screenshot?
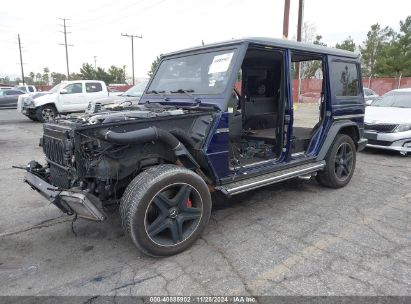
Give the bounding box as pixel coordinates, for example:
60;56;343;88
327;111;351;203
364;88;411;155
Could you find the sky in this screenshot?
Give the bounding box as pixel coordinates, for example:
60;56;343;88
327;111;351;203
1;0;410;82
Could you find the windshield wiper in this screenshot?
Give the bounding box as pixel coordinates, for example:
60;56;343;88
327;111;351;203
146;90;165;94
170;89;201;104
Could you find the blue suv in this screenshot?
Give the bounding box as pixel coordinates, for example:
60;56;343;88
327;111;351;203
23;38;367;256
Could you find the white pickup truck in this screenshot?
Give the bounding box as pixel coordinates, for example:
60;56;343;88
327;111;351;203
17;80;113;122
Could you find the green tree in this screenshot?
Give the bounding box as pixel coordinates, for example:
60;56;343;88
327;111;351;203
95;67;114;84
336;36;356;52
79;63;96;80
51;72;67;85
42;67;50;84
148;54;162;78
359;24;391;77
69;72;82;80
108;65;126;83
0;76;11;84
35;73;42;82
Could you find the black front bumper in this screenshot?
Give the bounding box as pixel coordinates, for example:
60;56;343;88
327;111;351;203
24;171;106;221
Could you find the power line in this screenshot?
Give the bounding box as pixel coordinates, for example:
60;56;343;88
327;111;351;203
121;33;142;85
58;18;74;80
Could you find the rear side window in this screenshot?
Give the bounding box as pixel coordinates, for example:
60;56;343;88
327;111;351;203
86;82;103;93
331;61;360;97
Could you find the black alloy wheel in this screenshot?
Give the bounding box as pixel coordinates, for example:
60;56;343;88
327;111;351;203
145;183;203;246
120;164;212;257
316;134;357;188
334;142;354;181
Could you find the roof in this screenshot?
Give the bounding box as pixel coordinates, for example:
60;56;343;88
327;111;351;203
164;37;359;59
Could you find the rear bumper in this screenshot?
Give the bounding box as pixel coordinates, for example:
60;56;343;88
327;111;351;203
24;171;106;221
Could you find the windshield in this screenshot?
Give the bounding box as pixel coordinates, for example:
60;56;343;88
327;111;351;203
49;83;63;93
147;49;237;95
372;92;411;108
123;80;148;97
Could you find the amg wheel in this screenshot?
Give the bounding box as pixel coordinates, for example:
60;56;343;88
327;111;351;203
316;134;356;188
120;164;212;257
36;104;57;123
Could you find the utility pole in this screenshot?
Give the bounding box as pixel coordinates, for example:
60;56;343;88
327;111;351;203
93;56;97;69
17;34;25;85
297;0;304;42
282;0;290;39
58;18;73;80
296;0;304;104
121;33;142;85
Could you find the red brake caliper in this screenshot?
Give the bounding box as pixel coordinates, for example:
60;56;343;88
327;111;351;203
186;197;192;208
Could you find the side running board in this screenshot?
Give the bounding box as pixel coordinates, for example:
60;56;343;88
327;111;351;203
216;161;326;196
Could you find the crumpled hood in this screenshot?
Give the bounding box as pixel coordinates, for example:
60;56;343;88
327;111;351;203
365;106;411;124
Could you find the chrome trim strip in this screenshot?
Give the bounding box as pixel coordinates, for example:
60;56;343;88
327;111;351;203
333;114;364;120
227;162;325;195
215;128;229;134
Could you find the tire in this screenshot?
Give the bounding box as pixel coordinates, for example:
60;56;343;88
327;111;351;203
36;104;57;123
316;134;356;188
120;164;212;257
27;115;39;122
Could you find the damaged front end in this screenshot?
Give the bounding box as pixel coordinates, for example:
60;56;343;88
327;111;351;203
22;104;214;222
24;161;106;221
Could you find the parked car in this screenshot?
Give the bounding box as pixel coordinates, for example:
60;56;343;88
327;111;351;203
86;80;149;113
0;86;14;91
22;37;366;256
364;88;411;155
17;80;112;122
0;89;26;108
363;87;379;105
16;85;37;93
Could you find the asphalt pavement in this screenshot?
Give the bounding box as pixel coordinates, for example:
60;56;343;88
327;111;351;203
0;108;410;297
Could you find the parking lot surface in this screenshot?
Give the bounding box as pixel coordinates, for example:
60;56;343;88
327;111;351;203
0;108;410;297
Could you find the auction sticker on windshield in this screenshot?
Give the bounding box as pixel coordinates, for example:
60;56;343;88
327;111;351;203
208;52;234;74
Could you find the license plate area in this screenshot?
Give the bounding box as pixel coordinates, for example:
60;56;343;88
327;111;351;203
364;131;378;140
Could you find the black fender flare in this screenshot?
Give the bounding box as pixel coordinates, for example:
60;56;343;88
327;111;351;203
316;120;360;161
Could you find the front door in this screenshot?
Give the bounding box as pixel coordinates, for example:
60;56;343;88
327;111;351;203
58;82;85;112
227;46;287;174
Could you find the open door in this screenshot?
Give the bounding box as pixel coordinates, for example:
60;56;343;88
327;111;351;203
228;47;286;170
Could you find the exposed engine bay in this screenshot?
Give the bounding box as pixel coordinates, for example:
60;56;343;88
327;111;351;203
27;103;215;216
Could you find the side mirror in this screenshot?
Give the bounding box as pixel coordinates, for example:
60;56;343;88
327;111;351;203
60;88;68;94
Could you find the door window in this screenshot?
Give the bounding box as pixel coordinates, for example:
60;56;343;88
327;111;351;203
331;62;360;97
86;82;103;93
64;83;83;94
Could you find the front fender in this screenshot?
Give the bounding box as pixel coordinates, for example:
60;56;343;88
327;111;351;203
32;94;60;112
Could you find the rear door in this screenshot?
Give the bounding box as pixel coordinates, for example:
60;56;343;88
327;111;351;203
85;82;106;104
328;57;364;119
